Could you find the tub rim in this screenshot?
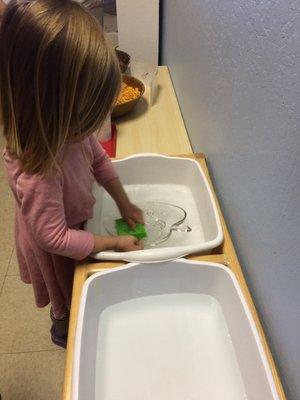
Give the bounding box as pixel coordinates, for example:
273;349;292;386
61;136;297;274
90;153;224;262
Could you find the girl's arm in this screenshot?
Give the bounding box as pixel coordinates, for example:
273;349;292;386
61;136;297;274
89;134;119;186
93;234;142;253
102;177;144;228
19;174;142;259
89;134;144;228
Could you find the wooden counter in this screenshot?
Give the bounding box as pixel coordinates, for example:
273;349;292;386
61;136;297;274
62;67;286;400
116;66;192;157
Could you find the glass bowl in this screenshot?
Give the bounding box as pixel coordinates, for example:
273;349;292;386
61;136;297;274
103;201;192;247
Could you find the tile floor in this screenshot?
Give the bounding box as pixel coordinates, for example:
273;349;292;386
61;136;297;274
0;133;65;400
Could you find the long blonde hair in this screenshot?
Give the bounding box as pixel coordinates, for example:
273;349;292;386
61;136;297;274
0;0;120;174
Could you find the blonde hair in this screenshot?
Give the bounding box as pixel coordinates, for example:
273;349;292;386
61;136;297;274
0;0;120;174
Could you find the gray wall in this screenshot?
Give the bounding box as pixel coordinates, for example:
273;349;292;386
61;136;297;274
161;1;300;398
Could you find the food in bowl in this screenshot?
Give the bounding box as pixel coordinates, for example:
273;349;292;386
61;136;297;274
112;75;145;117
116;82;141;105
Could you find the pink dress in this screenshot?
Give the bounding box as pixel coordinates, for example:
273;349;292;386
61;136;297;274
3;135;118;318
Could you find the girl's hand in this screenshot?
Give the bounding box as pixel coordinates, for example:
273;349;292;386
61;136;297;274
116;235;144;252
101;178;144;228
119;202;144;229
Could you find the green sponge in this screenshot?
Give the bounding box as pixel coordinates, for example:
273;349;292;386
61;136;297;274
115;218;147;240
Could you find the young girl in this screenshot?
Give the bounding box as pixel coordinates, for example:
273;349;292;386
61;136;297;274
0;0;144;348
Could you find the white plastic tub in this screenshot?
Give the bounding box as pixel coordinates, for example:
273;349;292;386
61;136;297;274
86;154;223;262
72;259;279;400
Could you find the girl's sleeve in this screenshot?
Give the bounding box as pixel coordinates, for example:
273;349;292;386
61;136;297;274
18;174;94;260
89;134;118;185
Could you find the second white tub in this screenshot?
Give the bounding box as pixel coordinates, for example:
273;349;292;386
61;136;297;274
72;259;279;400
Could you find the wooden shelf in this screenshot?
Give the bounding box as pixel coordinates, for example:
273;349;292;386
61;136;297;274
115;66;193;158
61;68;286;400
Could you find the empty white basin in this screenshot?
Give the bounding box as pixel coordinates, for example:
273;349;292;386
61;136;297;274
86;154;223;262
72;259;279;400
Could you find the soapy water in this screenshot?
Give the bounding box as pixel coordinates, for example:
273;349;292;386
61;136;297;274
95;294;247;400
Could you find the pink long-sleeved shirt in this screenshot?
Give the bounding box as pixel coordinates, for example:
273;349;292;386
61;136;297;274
3;135;118;317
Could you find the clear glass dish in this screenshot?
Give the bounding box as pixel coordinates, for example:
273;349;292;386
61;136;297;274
103;201;192;247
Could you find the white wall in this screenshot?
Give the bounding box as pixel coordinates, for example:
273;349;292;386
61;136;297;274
162;1;300;398
116;0;159;65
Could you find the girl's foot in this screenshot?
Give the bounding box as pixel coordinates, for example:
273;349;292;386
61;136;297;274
50;307;69;349
50;325;67;349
